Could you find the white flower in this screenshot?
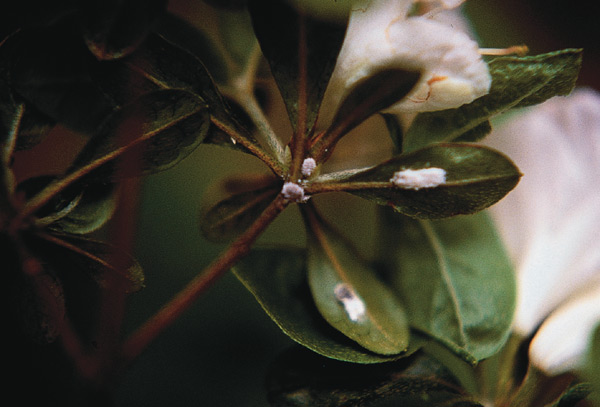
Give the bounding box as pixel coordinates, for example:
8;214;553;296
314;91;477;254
486;88;600;375
326;0;491;114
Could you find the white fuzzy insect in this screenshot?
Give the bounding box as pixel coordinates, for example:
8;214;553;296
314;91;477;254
334;283;366;322
301;157;317;177
390;167;447;190
281;182;309;202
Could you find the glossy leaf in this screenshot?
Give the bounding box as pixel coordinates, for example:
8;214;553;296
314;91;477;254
1;25;116;134
319;69;420;157
93;32;262;155
68;88;210;182
266;347;481;407
304;209;410;355
233;247;422;363
79;0;166;60
335;143;521;219
248;0;348;134
404;49;583;152
377;209;516;363
200;183;280;242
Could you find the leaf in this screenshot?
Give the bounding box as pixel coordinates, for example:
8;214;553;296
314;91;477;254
92;32;262;155
376;208;516;363
380;113;404;154
232;247;422;364
68;88;210;182
586;324;600;397
333;143;521;219
0;77;22;204
1;24;116;134
248;0;348;135
266;347;482;407
200;182;279;243
318;69;420;158
403;49;583;152
49;182;117;235
79;0;166;60
548;382;593;407
14;104;55;151
304;208;410;355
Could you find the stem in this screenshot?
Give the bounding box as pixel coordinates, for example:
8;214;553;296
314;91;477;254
305;181;392;194
119;194;288;367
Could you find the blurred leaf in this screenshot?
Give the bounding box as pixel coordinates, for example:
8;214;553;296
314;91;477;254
319;69;420;158
266;347;481;407
155;12;229;84
587;325;600;397
79;0;166;60
335;143;521;219
14;104;56;151
0;78;22;205
377;209;516;363
31;232;145;294
93;32;262;155
233;247;422;363
304;208;410;355
200;183;280;243
68;88;210;182
217;8;258;76
380;113;404;154
404;49;583;152
1;24;116;134
49;182;117;235
248;0;347;135
16;175;82;224
548;382;593;407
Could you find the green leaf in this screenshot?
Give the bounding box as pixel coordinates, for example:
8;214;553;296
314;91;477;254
49;182;117;235
548;382;593;407
404;49;583;152
92;32;262;155
233;247;422;363
587;324;600;398
304;208;410;355
68;88;210;182
200;182;280;243
0;78;22;205
248;0;347;135
380;113;404;154
14;104;55;151
333;143;521;219
266;347;481;407
79;0;166;60
1;24;116;134
319;69;420;157
377;209;516;363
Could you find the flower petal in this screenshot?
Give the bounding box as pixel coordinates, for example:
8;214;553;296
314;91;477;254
529;283;600;375
486;88;600;336
326;0;490;115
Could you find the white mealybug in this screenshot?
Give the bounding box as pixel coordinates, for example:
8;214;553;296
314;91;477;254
301;157;317;177
390;167;447;190
281;182;309;202
334;283;366;322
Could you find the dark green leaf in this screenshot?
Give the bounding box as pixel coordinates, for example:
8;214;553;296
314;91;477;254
321;69;420;154
14;104;55;151
200;183;280;242
93;32;262;155
404;49;583;152
304;208;410;355
377;209;516;363
155;12;229;84
266;347;481;407
79;0;166;60
248;0;348;135
0;78;22;206
68;88;210;182
49;182;117;235
548;382;593;407
335;143;521;219
233;247;422;363
16;175;81;223
1;24;116;134
380;113;404;154
587;324;600;397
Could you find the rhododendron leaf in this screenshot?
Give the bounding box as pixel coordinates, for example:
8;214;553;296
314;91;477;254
304;209;410;355
233;247;421;363
248;0;347;135
404;48;583;152
377;209;516;363
266;348;481;407
79;0;166;60
328;143;521;219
